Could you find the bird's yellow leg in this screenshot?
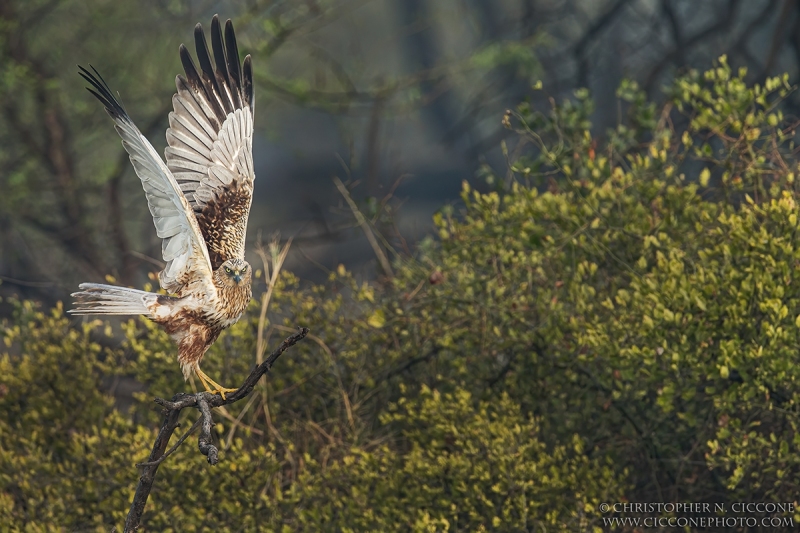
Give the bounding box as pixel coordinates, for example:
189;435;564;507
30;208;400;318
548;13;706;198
193;369;215;394
195;366;237;400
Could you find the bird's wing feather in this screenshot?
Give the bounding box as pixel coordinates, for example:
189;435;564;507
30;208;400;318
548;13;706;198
79;66;214;294
165;15;255;270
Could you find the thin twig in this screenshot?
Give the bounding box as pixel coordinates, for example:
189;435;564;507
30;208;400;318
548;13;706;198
135;416;202;467
332;175;394;277
224;391;260;450
255;235;293;364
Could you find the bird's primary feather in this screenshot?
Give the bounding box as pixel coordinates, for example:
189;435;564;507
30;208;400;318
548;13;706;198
166;16;255;270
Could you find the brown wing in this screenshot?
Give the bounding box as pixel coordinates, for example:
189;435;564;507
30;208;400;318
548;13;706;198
165;15;255;270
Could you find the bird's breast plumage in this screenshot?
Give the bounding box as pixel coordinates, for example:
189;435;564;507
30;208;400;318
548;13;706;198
208;280;252;329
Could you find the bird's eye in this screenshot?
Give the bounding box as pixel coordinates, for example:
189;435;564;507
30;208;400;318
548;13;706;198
241;265;247;272
225;267;231;273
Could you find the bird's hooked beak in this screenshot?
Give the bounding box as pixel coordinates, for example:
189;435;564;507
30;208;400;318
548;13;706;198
233;272;243;284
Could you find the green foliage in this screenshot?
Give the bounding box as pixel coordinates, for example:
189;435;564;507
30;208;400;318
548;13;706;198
0;301;149;529
5;58;800;530
288;386;620;531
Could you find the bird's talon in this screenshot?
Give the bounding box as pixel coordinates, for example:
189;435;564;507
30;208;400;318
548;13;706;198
207;387;238;400
195;367;237;400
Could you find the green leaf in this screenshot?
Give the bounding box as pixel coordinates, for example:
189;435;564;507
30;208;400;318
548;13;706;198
367;309;386;328
699;168;710;187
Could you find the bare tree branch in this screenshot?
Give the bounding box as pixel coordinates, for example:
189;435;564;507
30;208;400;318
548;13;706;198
644;0;741;94
333;176;394;278
728;0;779;75
661;0;685;68
762;0;794;76
573;0;634;89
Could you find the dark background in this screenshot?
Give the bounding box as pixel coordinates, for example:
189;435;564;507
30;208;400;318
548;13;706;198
0;0;796;312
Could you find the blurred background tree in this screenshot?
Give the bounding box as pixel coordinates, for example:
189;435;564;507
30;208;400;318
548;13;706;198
1;0;798;309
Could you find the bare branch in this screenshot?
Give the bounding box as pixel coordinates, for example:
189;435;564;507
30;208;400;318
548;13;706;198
573;0;633;88
196;396;218;464
123;327;309;533
123;407;180;533
661;0;685;68
644;0;741;94
762;0;794;76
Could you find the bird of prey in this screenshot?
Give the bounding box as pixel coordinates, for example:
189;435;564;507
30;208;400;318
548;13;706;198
70;15;255;399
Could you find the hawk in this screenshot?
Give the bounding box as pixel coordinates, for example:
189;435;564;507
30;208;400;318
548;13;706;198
70;15;256;399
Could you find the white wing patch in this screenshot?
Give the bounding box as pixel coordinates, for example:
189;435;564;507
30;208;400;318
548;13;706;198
78;66;215;295
114;121;214;294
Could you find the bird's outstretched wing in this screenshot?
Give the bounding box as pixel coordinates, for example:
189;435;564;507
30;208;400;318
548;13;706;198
166;15;255;270
79;66;214;295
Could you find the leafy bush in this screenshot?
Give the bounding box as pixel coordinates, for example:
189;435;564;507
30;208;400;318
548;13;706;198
2;57;800;531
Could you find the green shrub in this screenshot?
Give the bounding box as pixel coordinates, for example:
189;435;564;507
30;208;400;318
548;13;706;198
2;57;800;531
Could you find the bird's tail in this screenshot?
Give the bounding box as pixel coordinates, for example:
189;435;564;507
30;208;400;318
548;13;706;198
68;283;157;317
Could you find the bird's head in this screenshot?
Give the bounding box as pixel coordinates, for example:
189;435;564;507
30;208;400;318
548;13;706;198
219;258;252;287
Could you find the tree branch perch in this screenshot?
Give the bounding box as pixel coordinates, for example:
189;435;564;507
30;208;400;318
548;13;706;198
123;326;309;533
